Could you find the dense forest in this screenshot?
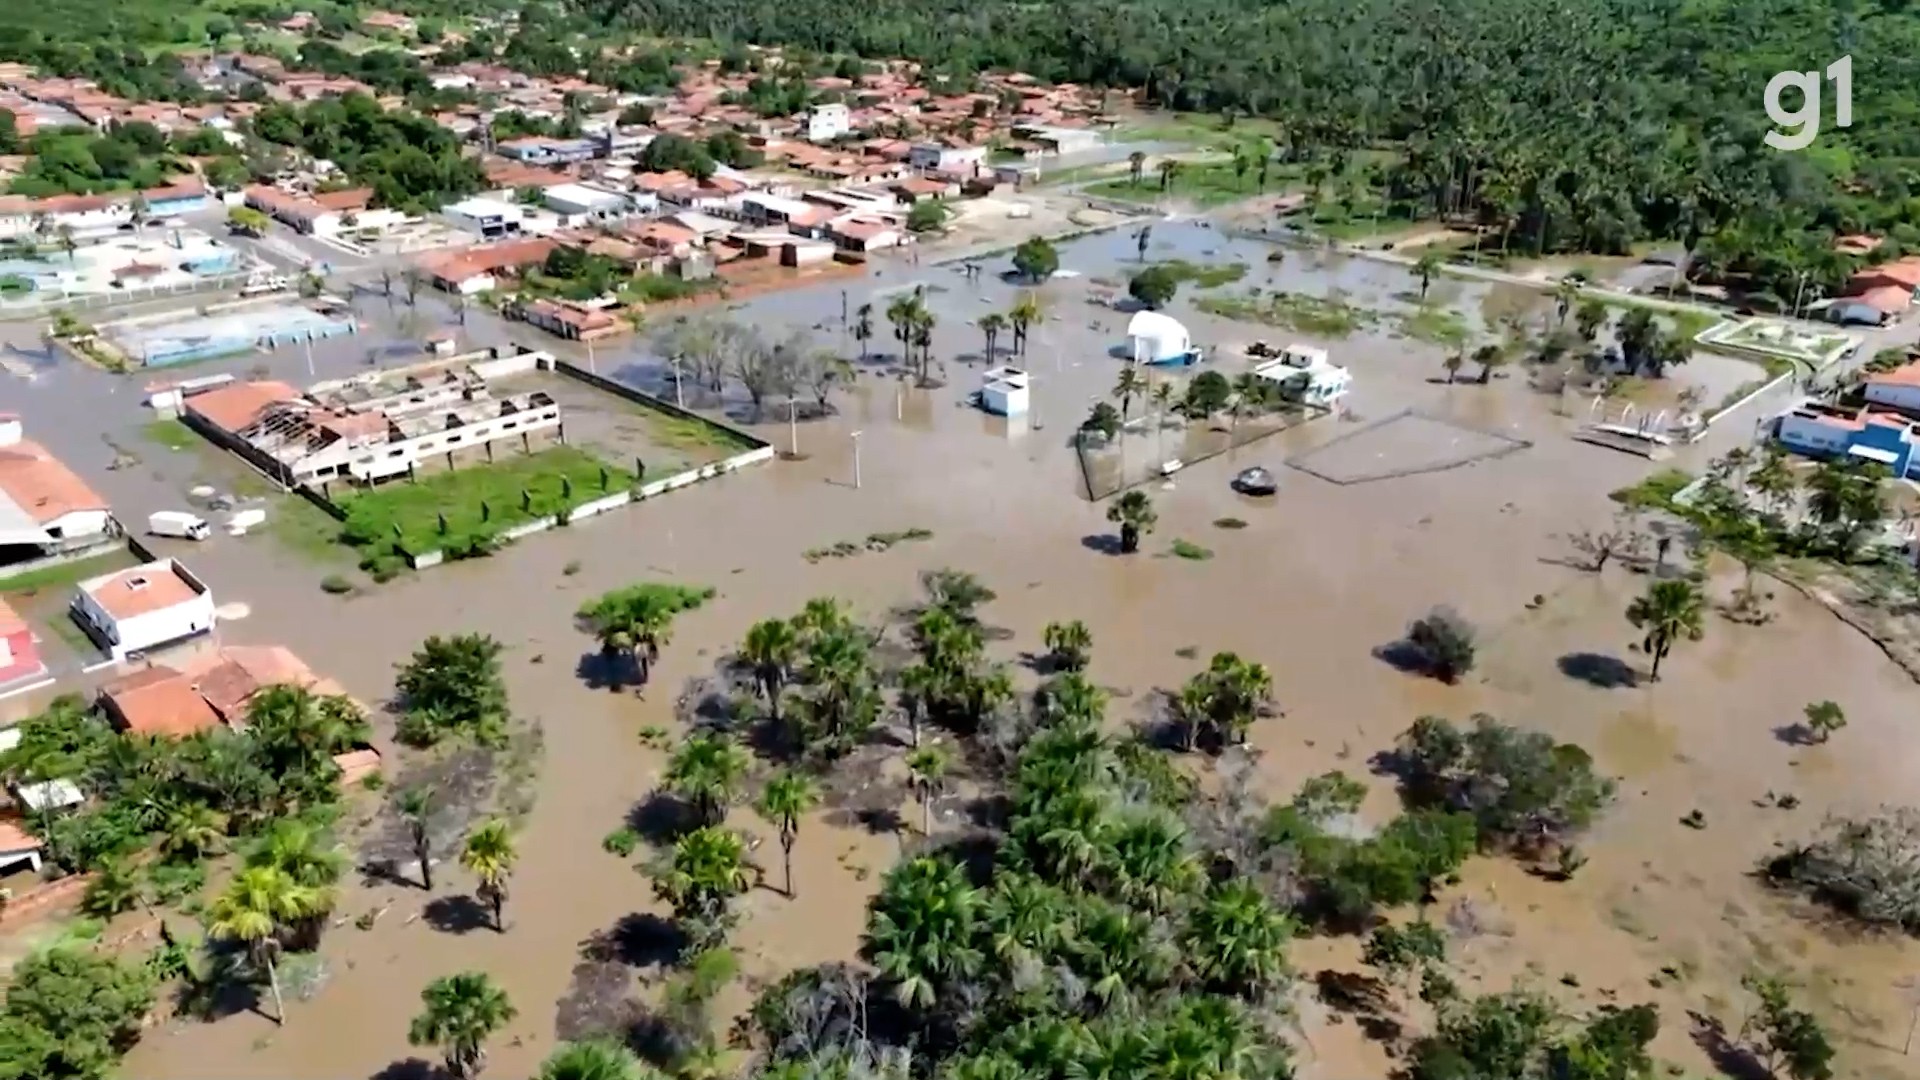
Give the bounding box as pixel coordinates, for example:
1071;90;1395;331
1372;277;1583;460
586;0;1920;301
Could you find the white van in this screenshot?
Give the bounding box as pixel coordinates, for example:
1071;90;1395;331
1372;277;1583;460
148;511;211;540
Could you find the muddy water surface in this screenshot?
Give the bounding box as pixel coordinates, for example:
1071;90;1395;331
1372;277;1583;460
0;225;1913;1080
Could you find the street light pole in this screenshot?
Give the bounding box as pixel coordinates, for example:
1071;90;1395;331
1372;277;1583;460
788;397;799;457
671;355;685;409
851;430;863;489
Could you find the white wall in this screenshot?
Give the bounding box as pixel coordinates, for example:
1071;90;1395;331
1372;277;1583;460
73;585;216;659
1776;414;1852;455
1864;382;1920;413
335;403;562;483
44;509;110;543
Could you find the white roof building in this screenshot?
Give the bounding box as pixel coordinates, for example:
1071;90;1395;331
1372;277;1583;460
1126;311;1194;365
541;183;633;218
1252;344;1352;407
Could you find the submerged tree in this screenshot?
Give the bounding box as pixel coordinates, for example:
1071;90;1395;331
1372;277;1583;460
755;770;820;898
409;972;516;1079
459;819;518;933
1625;578;1705;681
1107;490;1157;554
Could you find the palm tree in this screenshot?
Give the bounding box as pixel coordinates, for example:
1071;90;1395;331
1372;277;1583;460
1039;670;1107;728
1134;224;1153;261
1127;151;1146;187
906;745;950;836
978;313;1006;361
1441;350;1465;383
398;785;436;891
852;303;874;363
664;732;751;826
1185;879;1294;996
1553;277;1581;325
1472;342;1508;384
460;819;518;933
1803;700;1846;743
1170;677;1212;752
409;972;517;1079
754;771;820;898
911;309;937;385
885;293;922;366
159;801;225;863
1107;490;1156;554
897;661;940;748
1112;363;1146;421
1626;578;1705;681
539;1039;650;1080
866;856;982;1008
740;618;799;726
82;859;143;918
243;818;343;949
1157;158;1181;192
1749;446;1798;517
1009;292;1041;357
1041;620;1092;673
1414;252;1442;303
208;866;319;1025
652;826;752;945
1200;652;1274;746
56;224;75;262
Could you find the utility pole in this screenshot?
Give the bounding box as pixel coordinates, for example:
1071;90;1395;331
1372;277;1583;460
787;397;799;457
850;430;863;489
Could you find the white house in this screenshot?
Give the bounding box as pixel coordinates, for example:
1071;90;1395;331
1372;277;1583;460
71;559;217;661
909;142;989;173
807;103;851;143
0;415;112;555
979;367;1030;417
1863;359;1920;413
443;196;525;239
541;182;634;220
1252;344;1352;407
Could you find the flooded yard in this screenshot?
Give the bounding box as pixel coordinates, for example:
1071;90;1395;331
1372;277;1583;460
0;221;1909;1080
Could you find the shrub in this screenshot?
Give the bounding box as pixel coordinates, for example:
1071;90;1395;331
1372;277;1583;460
1171;539;1214;560
1404;606;1476;683
602;827;640;857
1767;807;1920;931
319;574;354;595
1394;714;1614;855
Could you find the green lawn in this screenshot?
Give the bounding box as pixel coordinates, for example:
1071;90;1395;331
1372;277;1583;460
643;413;761;457
1151;260;1248;289
336;446;637;557
142;418;198;452
1086;162;1285;208
0;549;138;594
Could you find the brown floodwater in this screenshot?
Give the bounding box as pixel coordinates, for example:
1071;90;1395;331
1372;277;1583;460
0;225;1912;1080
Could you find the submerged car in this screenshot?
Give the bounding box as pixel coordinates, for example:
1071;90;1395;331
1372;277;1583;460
1232;466;1278;496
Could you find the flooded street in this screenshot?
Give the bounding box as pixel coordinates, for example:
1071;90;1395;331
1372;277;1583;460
1;223;1916;1079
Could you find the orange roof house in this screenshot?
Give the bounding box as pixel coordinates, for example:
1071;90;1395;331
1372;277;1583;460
0;415;109;543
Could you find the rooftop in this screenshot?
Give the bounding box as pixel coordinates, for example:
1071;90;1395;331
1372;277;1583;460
0;426;107;541
80;559;204;621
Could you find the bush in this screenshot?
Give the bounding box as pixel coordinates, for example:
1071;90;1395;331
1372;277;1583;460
1395;714;1615;855
319;573;354;595
1767;807;1920;931
602;827;640;857
1404;606;1476;683
1170;539;1213;560
0;947;156;1080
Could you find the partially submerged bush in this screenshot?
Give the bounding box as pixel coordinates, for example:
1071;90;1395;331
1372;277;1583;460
1394;714;1615;855
1404;606;1477;683
1767;807;1920;931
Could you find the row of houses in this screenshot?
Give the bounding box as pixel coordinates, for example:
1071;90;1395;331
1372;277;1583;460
1773;357;1920;476
0;180;215;239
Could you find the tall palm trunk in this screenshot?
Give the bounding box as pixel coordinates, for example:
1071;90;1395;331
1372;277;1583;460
781;833;796;898
263;947;286;1026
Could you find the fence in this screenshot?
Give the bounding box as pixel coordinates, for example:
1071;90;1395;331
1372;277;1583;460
0;271;258;321
1076;404;1328;501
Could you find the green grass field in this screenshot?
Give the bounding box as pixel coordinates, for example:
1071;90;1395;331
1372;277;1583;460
337;446;637;557
1087;162;1279;208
